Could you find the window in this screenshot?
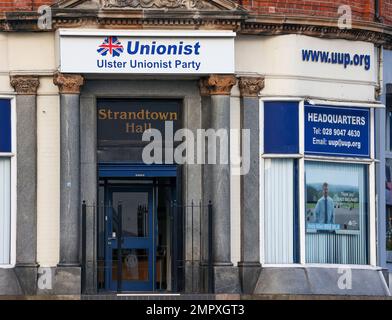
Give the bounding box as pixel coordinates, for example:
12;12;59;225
0;158;11;264
386;87;392;151
386;158;392;254
262;101;300;264
0;98;12;265
385;88;392;257
264;101;299;154
264;158;298;263
305;161;368;264
261;100;374;266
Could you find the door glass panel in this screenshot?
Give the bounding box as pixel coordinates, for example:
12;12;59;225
156;184;172;290
112;192;149;237
112;249;149;281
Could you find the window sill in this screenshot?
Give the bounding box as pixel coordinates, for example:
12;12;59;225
262;263;381;270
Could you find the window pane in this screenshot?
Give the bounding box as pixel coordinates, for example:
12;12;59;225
0;158;11;265
112;249;149;282
0;99;11;153
386;206;392;252
264;158;296;263
387;92;392;150
389;110;392;151
264;101;299;154
386;158;392;252
112;191;149;237
305;161;368;264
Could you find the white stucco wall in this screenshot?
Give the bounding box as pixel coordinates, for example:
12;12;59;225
0;33;60;267
36;78;60;267
235;34;377;102
0;33;12;95
7;33;56;72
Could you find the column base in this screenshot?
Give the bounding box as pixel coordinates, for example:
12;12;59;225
14;263;39;295
184;261;201;293
53;265;81;295
238;262;261;294
212;265;240;294
0;268;23;295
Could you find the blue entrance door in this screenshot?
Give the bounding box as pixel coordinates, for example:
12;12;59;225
105;186;154;291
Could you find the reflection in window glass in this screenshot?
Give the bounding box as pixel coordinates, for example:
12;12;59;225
305;161;368;264
386;207;392;252
112;192;149;237
389;109;392;151
386;158;392;252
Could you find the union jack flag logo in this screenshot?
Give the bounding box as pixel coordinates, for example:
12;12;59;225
97;36;124;57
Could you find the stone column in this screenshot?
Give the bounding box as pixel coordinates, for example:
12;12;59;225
237;76;264;293
10;75;40;295
200;74;240;293
53;73;84;294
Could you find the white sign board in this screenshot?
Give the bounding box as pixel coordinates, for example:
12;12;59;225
59;30;235;74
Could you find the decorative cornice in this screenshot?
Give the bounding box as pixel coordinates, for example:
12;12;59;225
241;16;392;48
10;75;40;95
53;72;84;94
238;76;264;97
199;74;236;96
0;10;391;49
56;0;243;10
102;0;217;10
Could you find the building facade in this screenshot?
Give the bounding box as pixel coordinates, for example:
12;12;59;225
0;0;391;296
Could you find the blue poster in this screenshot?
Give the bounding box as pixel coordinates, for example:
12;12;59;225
304;105;370;158
0;99;11;153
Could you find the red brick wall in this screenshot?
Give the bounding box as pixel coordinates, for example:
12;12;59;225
383;0;392;24
0;0;33;11
0;0;52;12
0;0;391;27
242;0;392;25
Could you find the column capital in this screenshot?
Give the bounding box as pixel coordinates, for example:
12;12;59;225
10;75;40;95
53;72;84;94
199;74;236;96
238;76;264;97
